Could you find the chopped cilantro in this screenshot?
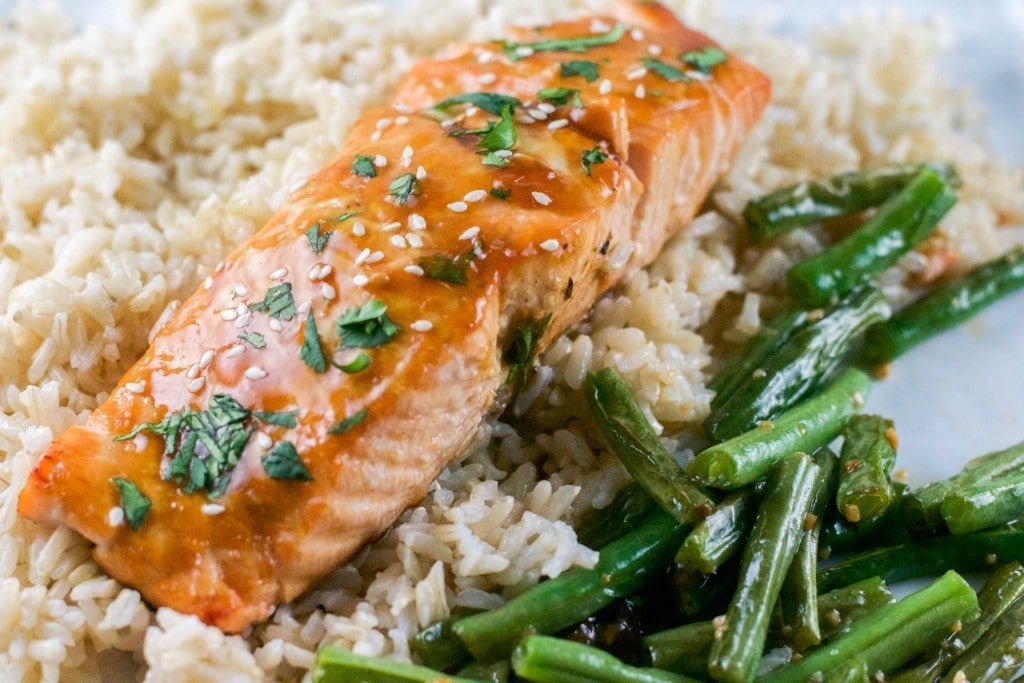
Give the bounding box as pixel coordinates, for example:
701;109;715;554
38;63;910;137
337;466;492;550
499;24;626;60
482;152;510;168
252;409;298;428
336;298;401;349
582;146;609;176
238;331;266;349
353;154;377;178
335;352;371;374
388;173;420;206
249;282;296;321
490;187;511;200
538;87;583;108
478;104;517;152
261;441;312;481
560;59;600;82
305;222;333;255
112;477;151;531
300;309;327;374
641;57;690;83
330;408;368;435
418;241;481;285
433;92;521;116
503;313;552;389
681;46;726;74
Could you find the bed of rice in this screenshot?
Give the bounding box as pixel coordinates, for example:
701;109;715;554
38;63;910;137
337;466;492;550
0;0;1021;680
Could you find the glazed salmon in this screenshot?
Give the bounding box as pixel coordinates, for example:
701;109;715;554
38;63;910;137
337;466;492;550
18;1;769;632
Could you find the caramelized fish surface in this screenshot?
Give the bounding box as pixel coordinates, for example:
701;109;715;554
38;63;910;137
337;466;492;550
18;1;769;632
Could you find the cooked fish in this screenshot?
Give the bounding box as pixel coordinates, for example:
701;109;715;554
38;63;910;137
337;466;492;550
18;1;769;632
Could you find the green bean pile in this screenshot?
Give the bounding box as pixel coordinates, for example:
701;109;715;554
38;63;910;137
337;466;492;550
312;164;1024;682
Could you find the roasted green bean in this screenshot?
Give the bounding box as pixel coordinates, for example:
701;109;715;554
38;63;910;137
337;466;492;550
836;415;898;524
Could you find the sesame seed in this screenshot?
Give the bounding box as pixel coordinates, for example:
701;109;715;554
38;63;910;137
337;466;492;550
401;145;414;168
528;108;549;120
245;366;268;380
352;221;366;236
411;319;433;332
269;267;288;280
186;363;201;380
233;284;249;297
375;117;392;130
203;276;214;290
493;149;513;158
390;234;407;249
447;201;468;213
322;283;336;300
256;432;273;449
125;381;145;394
465;106;479;117
383;221;402;232
297;300;311;314
478;72;497;85
415;165;427;180
648;43;663;56
321;265;333;277
236;302;249;315
373;154;387;167
226;344;245;358
547;118;569;130
220;309;238;321
463;189;487;202
634;84;646;99
460;226;481;241
476;50;496;64
404;264;425;276
540;239;560;252
353;274;370;286
518;115;536;125
599;79;612;95
235;312;251;328
515;46;534;57
201;503;226;516
406;233;424;248
366;251;384;264
631;28;645;41
309;265;323;281
395;116;409;125
268;319;284;332
627;67;647;80
590;18;610;32
370;130;381;143
188;377;206;393
393;103;414;114
408;213;427;230
537;102;556;114
532;191;553;206
355;248;371;265
107;507;125;527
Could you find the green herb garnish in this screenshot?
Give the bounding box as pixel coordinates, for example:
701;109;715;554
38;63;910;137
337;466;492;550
305;209;360;256
503;313;552;389
490;187;511;200
252;409;298;428
433;92;521;116
582;146;609;176
388;173;421;206
335;352;371;374
353;154;377;178
640;57;690;83
499;24;626;60
300;309;327;374
330;409;369;435
249;282;296;321
538;87;583;108
112;477;151;531
261;441;313;481
482;152;510;168
680;46;726;74
238;331;266;349
560;59;600;82
479;104;517;152
418;242;482;285
336;298;401;349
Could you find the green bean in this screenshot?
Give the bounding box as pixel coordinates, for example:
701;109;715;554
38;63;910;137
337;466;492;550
787;168;958;307
941;471;1024;534
709;307;809;410
940;592;1024;683
819;482;910;558
412;613;474;672
823;658;870;683
815;576;894;642
672;563;738;619
708;453;819;683
905;440;1024;535
675;488;758;573
761;571;978;682
511;635;698;683
779;448;839;651
893;562;1024;683
743;162;960;241
313;645;479;683
576;482;656;550
456;659;510;683
864;245;1024;363
452;509;687;662
585;368;714;524
817;527;1024;593
707;286;890;441
836;415;898;524
689;368;871;490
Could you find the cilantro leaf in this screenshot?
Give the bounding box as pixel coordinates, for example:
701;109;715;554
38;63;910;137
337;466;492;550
641;57;690;83
482;152;510;168
305;222;333;255
252;409;298;428
330;408;368;435
112;477;151;531
336;298;401;349
238;331;266;349
499;24;626;60
680;46;726;74
261;441;313;481
490;187;511;200
433;92;521;116
388;173;420;206
353;154;377;178
249;282;296;321
335;352;371;374
538;87;583;108
478;104;517;153
560;59;600;83
503;313;552;389
300;309;327;374
582;146;609;176
418;242;481;285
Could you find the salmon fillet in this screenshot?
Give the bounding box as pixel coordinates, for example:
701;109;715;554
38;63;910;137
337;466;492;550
17;1;769;632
